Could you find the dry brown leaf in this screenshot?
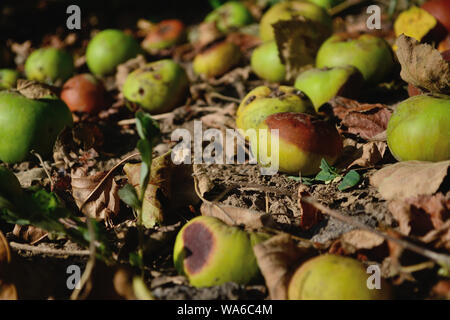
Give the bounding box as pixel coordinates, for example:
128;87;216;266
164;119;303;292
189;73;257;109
200;202;276;229
395;34;450;94
273;18;330;81
348;141;387;169
370;160;450;200
341;229;385;251
16;80;58;99
297;185;322;230
71;167;120;225
253;234;312;300
12;225;48;245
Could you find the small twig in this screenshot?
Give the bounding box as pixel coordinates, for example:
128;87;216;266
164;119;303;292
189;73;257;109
303;197;450;270
9;242;90;256
400;261;435;274
31;150;54;190
79;152;140;211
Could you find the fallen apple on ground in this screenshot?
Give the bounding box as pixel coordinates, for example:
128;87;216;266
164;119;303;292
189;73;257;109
288;254;392;300
123;59;188;114
236;86;314;132
259;0;332;41
61;74;107;114
421;0;450;32
173;216;269;287
86;29;141;76
25;47;74;84
316;33;395;85
142;19;185;51
193;40;241;78
387;94;450;162
294;66;363;112
0;69;19;89
250;41;286;82
204;1;253;33
251;112;342;175
0;91;73;163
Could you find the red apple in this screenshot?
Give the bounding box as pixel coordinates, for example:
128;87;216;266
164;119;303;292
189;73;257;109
61;74;106;114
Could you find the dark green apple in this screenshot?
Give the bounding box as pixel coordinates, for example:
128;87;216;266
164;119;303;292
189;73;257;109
0;166;23;201
294;66;363;112
122;59;188;114
251;41;286;82
86;29;141;76
259;1;332;41
173;216;269;287
316;34;395;85
387;94;450;162
25;48;74;84
0;91;73;163
204;1;253;33
0;69;20;89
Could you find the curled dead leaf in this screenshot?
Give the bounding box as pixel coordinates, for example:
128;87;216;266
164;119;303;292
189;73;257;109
297;185;322;230
370;160;450;200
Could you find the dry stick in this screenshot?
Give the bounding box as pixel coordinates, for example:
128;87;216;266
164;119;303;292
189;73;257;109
9;242;90;256
302;197;450;270
31;150;54;190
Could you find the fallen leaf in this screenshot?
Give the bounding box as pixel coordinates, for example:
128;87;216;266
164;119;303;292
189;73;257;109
253;234;313;300
395;34;450;94
71;167;120;226
340;229;385;251
12;225;48;245
273;18;330;81
200;202;276;229
370;160;450;200
348;141;387;168
16;80;58;99
297;185;322;230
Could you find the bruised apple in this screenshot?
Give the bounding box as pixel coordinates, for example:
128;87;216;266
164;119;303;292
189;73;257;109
236;86;313;132
61;74;106;114
0;91;73;163
387;94;450;162
193;40;241;78
173;216;269;287
251;112;342;175
142;20;185;51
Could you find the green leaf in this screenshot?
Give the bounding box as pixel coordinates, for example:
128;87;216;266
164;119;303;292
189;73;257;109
118;184;140;210
315;158;341;182
338;170;361;191
135;111;160;142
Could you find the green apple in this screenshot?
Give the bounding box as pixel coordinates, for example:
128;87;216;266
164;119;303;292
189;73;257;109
86;29;141;76
387;94;450;162
25;48;74;84
259;1;332;41
193;40;241;78
0;69;20;89
0;91;73;163
205;1;253;33
236;86;313;132
122;59;188;114
252;112;342;175
0;166;23;201
316;34;395;84
173;216;269;287
251;41;286;82
294;66;363;112
288;254;392;300
308;0;345;9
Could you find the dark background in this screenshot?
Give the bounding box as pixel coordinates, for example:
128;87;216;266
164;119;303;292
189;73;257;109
1;0;213;42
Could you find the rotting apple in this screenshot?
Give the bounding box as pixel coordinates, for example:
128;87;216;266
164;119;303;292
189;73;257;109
288;254;392;300
236;86;314;132
122;59;188;114
0;69;19;89
316;33;395;85
86;29;141;77
0;91;73;163
204;1;253;33
142;19;185;51
251;112;342;175
294;66;363;112
421;0;450;32
259;1;332;41
250;41;286;82
387;94;450;162
0;166;23;202
193;40;241;78
173;216;269;287
24;47;74;84
61;74;106;114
